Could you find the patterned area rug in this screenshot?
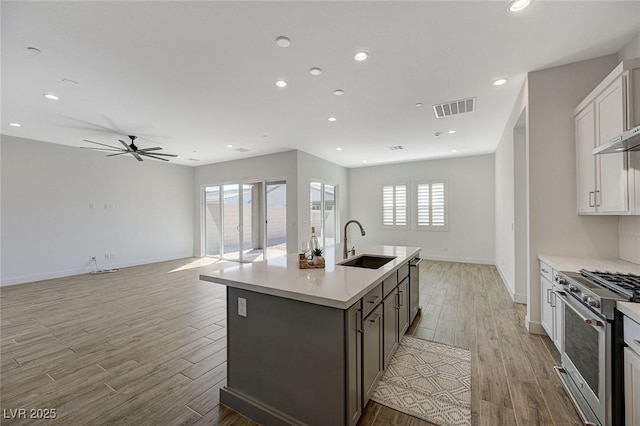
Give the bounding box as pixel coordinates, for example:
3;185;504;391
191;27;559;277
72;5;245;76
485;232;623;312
371;335;471;426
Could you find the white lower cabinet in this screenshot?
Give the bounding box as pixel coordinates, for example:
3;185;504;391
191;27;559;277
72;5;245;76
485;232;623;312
624;347;640;426
540;261;562;351
624;315;640;426
541;276;554;337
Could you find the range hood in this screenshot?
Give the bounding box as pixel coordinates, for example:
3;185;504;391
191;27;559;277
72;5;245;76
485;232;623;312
593;125;640;154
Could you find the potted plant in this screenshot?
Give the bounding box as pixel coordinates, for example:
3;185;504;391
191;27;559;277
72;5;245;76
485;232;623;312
312;248;324;265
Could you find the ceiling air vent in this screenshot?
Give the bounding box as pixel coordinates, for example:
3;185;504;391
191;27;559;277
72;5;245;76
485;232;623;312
388;145;404;151
433;97;476;118
234;147;250;153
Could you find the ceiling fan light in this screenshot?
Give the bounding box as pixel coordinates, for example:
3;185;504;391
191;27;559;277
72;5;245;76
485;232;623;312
508;0;532;12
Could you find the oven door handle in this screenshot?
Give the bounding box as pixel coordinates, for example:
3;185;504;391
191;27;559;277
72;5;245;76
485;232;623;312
553;291;604;328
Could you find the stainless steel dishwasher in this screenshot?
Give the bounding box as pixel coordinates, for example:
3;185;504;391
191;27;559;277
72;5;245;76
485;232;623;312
409;257;422;323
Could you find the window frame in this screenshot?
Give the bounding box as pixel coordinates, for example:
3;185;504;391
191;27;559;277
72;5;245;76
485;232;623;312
414;180;449;232
381;183;410;230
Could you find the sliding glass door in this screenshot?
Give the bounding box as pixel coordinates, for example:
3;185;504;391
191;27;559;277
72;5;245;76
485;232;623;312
205;180;286;262
265;181;287;259
310;182;338;249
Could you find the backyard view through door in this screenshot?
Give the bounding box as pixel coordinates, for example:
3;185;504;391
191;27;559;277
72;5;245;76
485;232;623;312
205;181;287;262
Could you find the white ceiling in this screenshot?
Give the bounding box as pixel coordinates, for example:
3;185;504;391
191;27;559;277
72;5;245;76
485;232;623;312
2;1;639;168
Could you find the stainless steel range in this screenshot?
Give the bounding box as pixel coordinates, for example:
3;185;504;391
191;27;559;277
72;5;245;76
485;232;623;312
554;269;640;426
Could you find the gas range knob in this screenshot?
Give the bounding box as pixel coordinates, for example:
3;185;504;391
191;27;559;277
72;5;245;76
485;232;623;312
555;276;567;285
569;285;579;293
586;296;599;308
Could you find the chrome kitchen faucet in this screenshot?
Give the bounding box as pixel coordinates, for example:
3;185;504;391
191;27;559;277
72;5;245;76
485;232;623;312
343;220;366;259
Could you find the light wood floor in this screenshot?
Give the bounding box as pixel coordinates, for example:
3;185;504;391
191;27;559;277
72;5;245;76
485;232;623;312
0;259;581;425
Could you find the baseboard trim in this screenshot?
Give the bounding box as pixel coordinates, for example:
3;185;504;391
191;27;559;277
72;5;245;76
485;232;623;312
220;387;305;426
494;264;528;304
419;255;494;265
525;317;546;335
0;253;193;286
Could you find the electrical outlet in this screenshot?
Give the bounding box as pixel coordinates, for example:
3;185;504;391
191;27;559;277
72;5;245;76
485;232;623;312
89;256;96;261
238;298;247;317
109;253;114;259
104;253;109;260
89;203;94;210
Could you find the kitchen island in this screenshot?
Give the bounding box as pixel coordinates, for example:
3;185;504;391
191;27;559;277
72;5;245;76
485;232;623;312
200;244;421;426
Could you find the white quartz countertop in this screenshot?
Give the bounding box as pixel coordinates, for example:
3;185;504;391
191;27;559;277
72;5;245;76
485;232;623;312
200;244;421;309
618;302;640;324
538;255;640;275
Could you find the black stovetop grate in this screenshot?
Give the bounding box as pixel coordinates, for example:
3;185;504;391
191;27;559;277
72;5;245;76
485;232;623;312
580;269;640;301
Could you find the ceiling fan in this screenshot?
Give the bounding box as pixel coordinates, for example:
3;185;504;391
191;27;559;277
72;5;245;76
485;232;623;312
81;135;178;162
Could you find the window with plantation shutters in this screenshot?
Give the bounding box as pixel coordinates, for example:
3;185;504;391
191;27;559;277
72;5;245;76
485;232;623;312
382;184;408;228
416;182;447;230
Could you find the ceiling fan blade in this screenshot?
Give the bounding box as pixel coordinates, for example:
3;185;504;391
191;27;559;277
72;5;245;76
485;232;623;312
140;152;169;161
118;139;133;151
106;151;130;157
132;152;144;161
138;147;163;152
141;152;178;157
80;147;123;152
83;139;121;150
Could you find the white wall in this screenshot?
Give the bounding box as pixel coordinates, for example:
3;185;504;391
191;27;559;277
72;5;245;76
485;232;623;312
619;31;640;62
193;150;299;255
1;135;195;286
525;54;621;332
348;155;495;264
494;83;528;303
296;151;349;250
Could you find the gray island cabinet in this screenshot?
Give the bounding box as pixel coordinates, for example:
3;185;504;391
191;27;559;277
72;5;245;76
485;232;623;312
200;244;421;426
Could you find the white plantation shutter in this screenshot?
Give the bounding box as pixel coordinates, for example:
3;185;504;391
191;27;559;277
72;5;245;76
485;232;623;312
382;184;408;227
395;185;407;226
417;184;430;226
383;186;395;226
416;182;447;230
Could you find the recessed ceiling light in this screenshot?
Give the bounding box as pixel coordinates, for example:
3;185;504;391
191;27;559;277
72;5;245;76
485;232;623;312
309;67;322;76
362;160;368;164
227;144;233;148
448;130;456;134
328;117;337;122
508;0;532;12
9;122;22;127
275;80;288;88
334;89;345;96
493;78;508;86
354;51;369;62
452;149;458;153
44;93;59;101
275;36;291;47
416;103;423;107
336;147;343;151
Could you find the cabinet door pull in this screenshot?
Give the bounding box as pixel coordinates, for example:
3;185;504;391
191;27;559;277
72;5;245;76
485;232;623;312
368;313;380;323
589;191;595;207
541;268;549;274
547;288;552;304
550;291;556;308
368;295;379;304
356;309;363;333
399;290;403;306
594;190;601;207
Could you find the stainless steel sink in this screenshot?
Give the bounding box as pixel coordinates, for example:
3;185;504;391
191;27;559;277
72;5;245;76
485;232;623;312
338;255;396;269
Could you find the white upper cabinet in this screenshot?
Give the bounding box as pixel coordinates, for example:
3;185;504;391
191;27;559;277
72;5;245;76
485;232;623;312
576;104;597;213
575;58;640;215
